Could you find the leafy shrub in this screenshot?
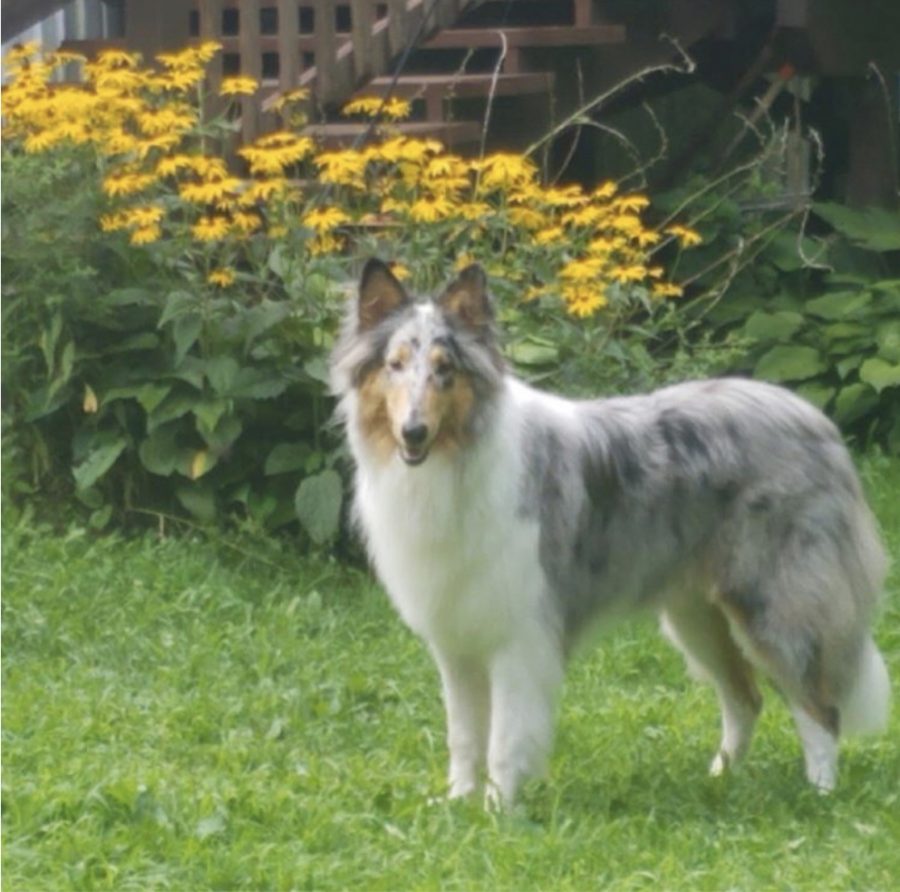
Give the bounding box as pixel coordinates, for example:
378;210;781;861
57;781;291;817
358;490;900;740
2;42;697;539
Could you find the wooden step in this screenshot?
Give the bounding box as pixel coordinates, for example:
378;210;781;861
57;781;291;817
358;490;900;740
366;71;554;99
427;24;626;49
303;119;482;148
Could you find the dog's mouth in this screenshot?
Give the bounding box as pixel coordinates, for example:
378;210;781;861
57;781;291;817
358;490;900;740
400;445;429;466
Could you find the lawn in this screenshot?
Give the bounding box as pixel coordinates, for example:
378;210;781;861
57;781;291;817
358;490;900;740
3;456;900;891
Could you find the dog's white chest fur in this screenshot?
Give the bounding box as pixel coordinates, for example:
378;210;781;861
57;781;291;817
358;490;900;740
351;391;544;656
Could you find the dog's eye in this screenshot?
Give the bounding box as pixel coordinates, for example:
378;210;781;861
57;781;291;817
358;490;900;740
387;357;405;373
433;360;453;377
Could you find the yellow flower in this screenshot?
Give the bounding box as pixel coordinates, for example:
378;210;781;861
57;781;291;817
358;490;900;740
219;75;259;97
179;177;242;204
102;171;158;197
308;233;344;256
507;206;545;230
652;281;684;298
130;224;162;245
593;180;618;199
614;194;650;212
636;229;661;247
315;150;369;188
560;257;605;282
610;264;648;284
408;194;455;223
665;224;703;247
389;262;411;281
208;268;236;287
137;105;197;136
610;213;642;234
95;49;141;69
342;95;411;120
562;284;607;318
239;178;291;204
533;226;565;246
192;215;230;241
271;87;310;111
239;133;314;175
562;205;609;228
302;206;351;233
540;185;587;208
474;152;538;191
231;211;263;234
122;205;165;228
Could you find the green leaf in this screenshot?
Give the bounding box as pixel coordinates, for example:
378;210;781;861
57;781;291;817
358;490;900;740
742;311;805;342
295;469;343;545
173;314;202;364
148;389;198;432
198;414;242;452
754;345;827;382
507;337;560;367
805;290;872;321
876;319;900;362
72;432;127;490
139;424;190;477
193;399;229;434
159;290;198;327
265;443;310;475
303;356;330;386
795;382;835;411
813;202;900;252
205;356;239;395
176;483;218;522
230;368;288;400
859;357;900;393
104;333;160;353
833;383;879;425
137;384;172;414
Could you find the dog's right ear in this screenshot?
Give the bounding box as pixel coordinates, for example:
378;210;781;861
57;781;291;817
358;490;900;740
358;259;410;330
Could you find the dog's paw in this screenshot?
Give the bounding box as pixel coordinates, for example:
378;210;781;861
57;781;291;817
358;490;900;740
709;750;730;777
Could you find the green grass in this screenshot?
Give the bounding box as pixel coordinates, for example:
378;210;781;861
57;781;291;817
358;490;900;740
4;456;900;891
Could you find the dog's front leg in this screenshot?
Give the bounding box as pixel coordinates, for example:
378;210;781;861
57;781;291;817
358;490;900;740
486;637;563;808
433;650;490;799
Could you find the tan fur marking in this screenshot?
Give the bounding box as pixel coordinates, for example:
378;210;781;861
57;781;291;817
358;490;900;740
357;369;397;464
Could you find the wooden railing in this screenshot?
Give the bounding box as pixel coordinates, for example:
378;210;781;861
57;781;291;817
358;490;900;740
192;0;474;139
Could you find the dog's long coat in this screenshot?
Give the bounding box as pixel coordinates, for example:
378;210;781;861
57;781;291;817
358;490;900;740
331;260;890;806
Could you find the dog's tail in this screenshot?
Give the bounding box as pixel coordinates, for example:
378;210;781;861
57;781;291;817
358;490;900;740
840;636;891;737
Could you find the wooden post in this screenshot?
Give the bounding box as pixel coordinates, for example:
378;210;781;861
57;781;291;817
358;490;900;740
314;0;338;104
240;0;263;141
350;0;376;86
277;0;300;94
198;0;225;126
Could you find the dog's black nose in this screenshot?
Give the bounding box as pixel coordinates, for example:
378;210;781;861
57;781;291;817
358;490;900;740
401;422;429;446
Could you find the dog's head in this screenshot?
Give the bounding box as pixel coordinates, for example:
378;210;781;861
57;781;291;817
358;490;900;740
331;259;504;467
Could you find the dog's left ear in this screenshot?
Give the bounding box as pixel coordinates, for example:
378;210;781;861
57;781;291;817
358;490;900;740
438;264;493;332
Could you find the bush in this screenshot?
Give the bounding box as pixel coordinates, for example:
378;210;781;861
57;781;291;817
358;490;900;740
2;42;696;539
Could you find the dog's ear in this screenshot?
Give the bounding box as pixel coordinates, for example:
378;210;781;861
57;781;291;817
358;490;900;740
358;259;410;330
438;264;493;332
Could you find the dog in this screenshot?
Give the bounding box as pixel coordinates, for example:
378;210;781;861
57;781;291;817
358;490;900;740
330;258;890;807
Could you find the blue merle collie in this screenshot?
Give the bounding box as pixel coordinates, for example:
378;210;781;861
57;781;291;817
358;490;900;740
330;259;890;807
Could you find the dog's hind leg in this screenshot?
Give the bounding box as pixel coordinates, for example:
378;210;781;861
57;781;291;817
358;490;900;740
433;651;490;799
661;599;763;777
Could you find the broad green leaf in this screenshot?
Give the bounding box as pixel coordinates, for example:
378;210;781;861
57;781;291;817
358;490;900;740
105;333;159;353
303;356;330;385
139;424;190;476
754;345;827;382
205;356;239;394
507;338;559;367
193;399;229;434
833;383;879;425
198;414;242;451
137;383;171;414
244;300;290;346
295;469;343;545
265;443;310;475
159;290;198;327
859;357;900;393
876;319;900;362
795;382;835;410
176;482;218;521
148;389;198;431
805;290;872;321
813;202;900;252
230;368;288;400
173;314;202;364
742;311;805;342
72;433;127;490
